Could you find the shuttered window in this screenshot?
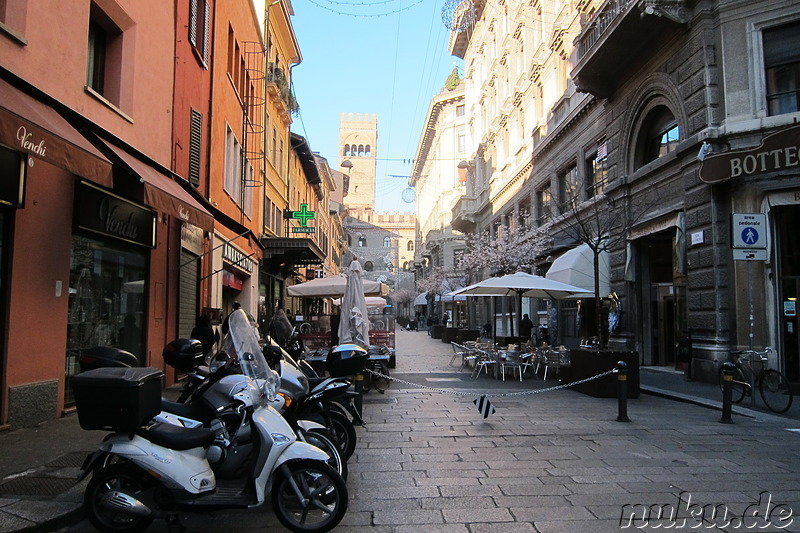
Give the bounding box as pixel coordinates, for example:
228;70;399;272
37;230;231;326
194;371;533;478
189;0;210;67
189;109;202;186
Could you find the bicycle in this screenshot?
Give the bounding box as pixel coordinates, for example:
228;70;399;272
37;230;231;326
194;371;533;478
717;347;793;414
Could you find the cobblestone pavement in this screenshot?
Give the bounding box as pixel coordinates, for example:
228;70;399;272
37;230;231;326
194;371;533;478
37;330;800;531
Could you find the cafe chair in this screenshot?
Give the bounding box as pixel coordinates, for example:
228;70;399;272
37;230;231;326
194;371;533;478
450;342;468;367
542;348;563;380
471;349;498;378
501;350;525;382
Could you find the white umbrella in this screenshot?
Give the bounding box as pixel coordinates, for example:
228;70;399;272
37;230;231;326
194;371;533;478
337;258;370;348
286;274;388;298
332;296;386;309
449;272;592;338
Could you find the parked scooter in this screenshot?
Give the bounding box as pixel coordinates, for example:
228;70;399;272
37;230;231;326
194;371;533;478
161;339;349;480
73;309;348;533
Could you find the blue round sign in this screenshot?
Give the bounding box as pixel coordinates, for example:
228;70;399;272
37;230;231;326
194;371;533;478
741;227;759;245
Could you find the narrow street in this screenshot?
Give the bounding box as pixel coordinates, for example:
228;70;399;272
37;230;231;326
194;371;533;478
52;329;800;532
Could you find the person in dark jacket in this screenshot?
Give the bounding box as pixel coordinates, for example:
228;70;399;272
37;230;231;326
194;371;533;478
520;313;534;341
191;314;220;357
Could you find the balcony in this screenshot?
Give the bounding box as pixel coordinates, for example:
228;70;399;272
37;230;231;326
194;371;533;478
266;66;298;123
572;0;689;98
451;194;479;233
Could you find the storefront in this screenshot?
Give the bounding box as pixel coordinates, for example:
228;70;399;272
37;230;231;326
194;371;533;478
700;123;800;382
65;182;155;405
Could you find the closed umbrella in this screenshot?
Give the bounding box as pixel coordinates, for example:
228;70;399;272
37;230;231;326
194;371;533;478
337;258;370;348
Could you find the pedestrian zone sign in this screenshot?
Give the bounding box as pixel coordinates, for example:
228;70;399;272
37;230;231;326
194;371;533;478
732;213;766;248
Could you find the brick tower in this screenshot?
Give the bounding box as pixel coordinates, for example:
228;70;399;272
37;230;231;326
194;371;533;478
339;113;377;210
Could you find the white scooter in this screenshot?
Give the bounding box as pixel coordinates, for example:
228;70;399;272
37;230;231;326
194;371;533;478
73;309;348;533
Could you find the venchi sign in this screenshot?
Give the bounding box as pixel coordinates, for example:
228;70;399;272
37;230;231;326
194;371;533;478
699;125;800;184
74;181;156;248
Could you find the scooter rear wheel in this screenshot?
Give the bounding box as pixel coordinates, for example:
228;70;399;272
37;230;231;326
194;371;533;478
321;410;357;460
271;459;348;533
84;463;155;533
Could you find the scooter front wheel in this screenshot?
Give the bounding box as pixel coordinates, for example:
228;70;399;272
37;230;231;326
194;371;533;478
271;459;348;533
84;463;155;533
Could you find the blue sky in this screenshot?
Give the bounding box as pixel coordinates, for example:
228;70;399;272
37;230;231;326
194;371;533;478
289;0;462;212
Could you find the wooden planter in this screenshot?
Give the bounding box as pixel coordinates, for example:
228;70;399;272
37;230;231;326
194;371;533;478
560;349;639;398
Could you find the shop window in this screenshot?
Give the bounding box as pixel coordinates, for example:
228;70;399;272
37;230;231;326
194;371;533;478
764;21;800;116
65;235;147;404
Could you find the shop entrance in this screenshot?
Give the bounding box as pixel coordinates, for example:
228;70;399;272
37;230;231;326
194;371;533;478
775;205;800;382
638;231;686;367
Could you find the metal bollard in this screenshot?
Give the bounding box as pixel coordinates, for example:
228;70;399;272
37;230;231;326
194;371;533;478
719;362;735;424
616;361;631;422
354;372;364;417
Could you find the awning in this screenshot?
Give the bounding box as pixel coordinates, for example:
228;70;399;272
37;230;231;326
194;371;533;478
0;78;112;186
100;139;214;232
546;244;611;296
261;237;325;266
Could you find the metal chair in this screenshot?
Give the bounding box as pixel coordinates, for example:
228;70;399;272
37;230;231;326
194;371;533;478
449;342;467;367
542;348;562;380
472;349;498;378
500;350;525;382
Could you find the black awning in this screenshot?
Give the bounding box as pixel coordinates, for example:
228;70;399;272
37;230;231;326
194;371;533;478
290;133;321;185
260;237;325;266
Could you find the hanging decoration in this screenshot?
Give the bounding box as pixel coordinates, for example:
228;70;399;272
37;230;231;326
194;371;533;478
442;0;476;31
401;187;416;203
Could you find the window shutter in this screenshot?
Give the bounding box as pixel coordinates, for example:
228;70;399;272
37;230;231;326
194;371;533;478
189;0;198;47
189;109;203;186
203;1;210;66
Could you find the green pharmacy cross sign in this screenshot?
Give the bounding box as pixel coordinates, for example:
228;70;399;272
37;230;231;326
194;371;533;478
291;203;316;234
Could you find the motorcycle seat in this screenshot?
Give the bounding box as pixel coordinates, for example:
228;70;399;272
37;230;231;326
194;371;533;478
140;422;216;451
161;398;214;424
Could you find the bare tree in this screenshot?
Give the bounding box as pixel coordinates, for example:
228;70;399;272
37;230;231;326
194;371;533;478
553;183;661;346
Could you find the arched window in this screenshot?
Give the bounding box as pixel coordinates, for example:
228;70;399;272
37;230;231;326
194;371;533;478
364;261;373;271
633;105;680;170
383;236;391;247
358;144;364;157
358;235;367;247
344;144;350;156
407;240;414;251
402;261;409;270
365;145;371;157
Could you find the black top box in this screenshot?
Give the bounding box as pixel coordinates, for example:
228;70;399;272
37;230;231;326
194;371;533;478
72;367;163;431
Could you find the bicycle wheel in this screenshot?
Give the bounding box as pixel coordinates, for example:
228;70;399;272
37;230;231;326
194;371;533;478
718;365;747;403
759;369;793;414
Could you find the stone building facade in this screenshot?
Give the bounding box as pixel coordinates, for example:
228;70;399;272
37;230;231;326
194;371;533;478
450;0;800;383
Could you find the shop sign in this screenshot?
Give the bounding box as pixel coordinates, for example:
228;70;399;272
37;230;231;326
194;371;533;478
74;181;156;248
291;203;316;226
180;223;203;255
222;242;254;273
700;125;800;183
291;227;315;234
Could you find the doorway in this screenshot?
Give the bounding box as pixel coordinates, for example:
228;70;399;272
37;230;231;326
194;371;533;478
775;205;800;382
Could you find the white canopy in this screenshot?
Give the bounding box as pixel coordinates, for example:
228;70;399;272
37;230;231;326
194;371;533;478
414;291;466;306
546;244;610;296
286;274;389;298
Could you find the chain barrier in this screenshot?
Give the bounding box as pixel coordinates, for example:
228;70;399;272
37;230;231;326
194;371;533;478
363;367;618;398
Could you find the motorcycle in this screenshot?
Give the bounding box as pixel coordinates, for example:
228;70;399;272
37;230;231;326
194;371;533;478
73;309;348;533
264;342;364;460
